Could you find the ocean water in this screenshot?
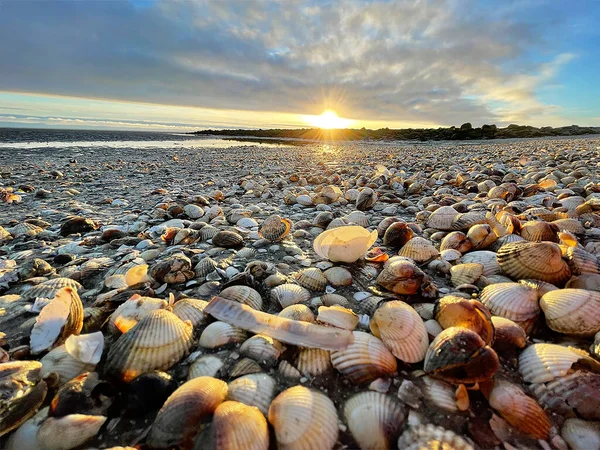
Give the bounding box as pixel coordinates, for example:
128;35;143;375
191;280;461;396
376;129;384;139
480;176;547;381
0;128;286;150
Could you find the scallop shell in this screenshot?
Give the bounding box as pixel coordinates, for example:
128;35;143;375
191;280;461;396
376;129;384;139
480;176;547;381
313;226;378;263
199;321;248;348
561;418;600;450
450;263;483;286
278;304;315;322
104;309;193;382
227;373;277;415
497;241;571;285
344;391;407;450
426;206;460;230
398;424;474;450
295;268;327;291
212;230;244;248
460;251;500;276
239;335;284;367
330;331;397;384
39;345;95;386
148;376;228;448
434;296;494;344
518;343;600;383
220;285;263;310
271;283;311;308
172;298;209;327
213;401;269;450
268;386;338;450
296;347;332;377
540;288;600;336
383;222;414;248
370;301;429;363
397;237;440;263
424;327;499;383
533;371;600;420
323;266;352;286
440;231;473;253
188;354;225;379
258;215;293;242
108;295;168;334
520;220;559;242
317;305;359;330
480;282;539;332
22;278;82;301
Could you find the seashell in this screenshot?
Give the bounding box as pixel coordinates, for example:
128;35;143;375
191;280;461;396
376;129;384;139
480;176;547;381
240;335;284;367
235;247;257;259
199;321;248;348
323;266;352;286
553;218;586;234
200;225;219;241
383;221;414;248
397;237;440;263
295;267;327;291
227;373;276;416
497;241;571;285
279;304;315;322
37;414;107;450
7;222;43;238
212;400;269;450
426;206;460;231
533;371;600;420
520;220;559;242
480;282;539;332
344;391;407;450
451;211;487;230
356;187;377;210
313;211;334;228
268;386;338;450
434;296;494;344
376;259;425;295
422;376;459;413
424;327;499;383
450;263;483;287
296;347;332;377
40;345;95;386
189;354;225;379
330;331;397;384
485;378;551;440
571;273;600;291
320;293;351;308
258;215;293;241
5;406;46;450
518;343;600;383
230;357;263;378
183;203;204;219
48;372;113;418
149;254;195;284
466;224;497;250
370;301;429;363
563;246;600;275
489;233;525;252
561;418;600;450
326;217;352;229
148;376;228;448
22;278;82;301
30;287;84;355
172;298;209;326
313;226;378;263
364;247;390;263
220;285;263;310
397;424;474;450
108;295;168;334
377;217;402;236
540;288;600;336
345;210;370;227
212;230;244;248
271;283;311;308
104;309;193;382
317;305;359;330
64;331;103;364
440;231;473;253
460;250;500;276
491;316;526;352
264;272;288;288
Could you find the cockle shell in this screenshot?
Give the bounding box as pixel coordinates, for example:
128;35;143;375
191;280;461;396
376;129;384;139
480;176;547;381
518;343;600;383
533;371;600;420
104;309;193;382
268;386;338;450
370;301;429;363
497;241;571;285
258;215;293;241
239;335;284;367
376;259;425;295
450;263;483;287
22;278;82;301
397;237;440;263
426;206;460;230
313;226;377;263
422;376;460;413
220;285;263;310
520;220;559;242
40;345;95;386
108;295;169;334
480;282;540;332
345;210;370;227
213;401;269;450
188;354;225;379
563;246;600;275
398;424;474;450
295;267;327;291
198;321;248;348
227;373;277;415
172;298;209;326
383;221;414;248
451;211;487;231
323;266;353;286
440;231;473;253
296;347;332;377
540;288;600;336
460;251;500;276
278;304;315;322
271;283;311;308
317;305;359;330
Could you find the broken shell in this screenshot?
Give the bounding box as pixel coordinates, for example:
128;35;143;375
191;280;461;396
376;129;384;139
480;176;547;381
37;414;107;450
540;288;600;336
239;335;284;367
313;226;378;263
364;247;390;263
48;372;113;417
317;305;359;330
295;267;327;291
268;386;338;450
497;241;572;285
213;400;269;450
40;345;95;386
220;285;263;310
383;221;414;248
434;296;494;344
64;331;104;364
397;236;440;263
198;321;248;348
172;298;209;326
323;266;353;286
533;371;600;420
227;373;277;415
258;214;293;241
271;283;311;308
518;343;600;383
370;301;429;363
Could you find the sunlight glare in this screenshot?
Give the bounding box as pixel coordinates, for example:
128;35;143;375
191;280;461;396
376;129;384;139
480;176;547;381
303;110;353;129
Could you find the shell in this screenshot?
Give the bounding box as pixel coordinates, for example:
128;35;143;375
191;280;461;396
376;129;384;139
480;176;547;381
330;331;397;384
148;376;228;448
37;414;107;450
295;268;327;291
424;327;499;383
440;231;473;253
561;418;600;450
199;321;248;348
220;285;263;310
271;283;311;308
426;206;460;230
434;296;494;344
356;187;377;210
497;241;571;285
104;309;193;382
540;288;600;336
397;424;474;450
172;298;209;326
480;282;540;331
451;211;487;230
195;257;218;278
467;224;497;250
296;347;332;377
345;211;370;227
491;316;526;352
377;217;401;236
518;343;600;383
227;373;277;415
533;371;600;420
108;295;168;334
520;220;559;242
317;305;359;330
383;222;414;248
278;304;315;322
258;215;293;241
230;358;263;378
553;218;586;234
376;259;425;295
313;226;378;263
239;335;284;367
188;354;225;379
319;293;350;308
323;266;353;286
460;251;501;276
450;263;483;287
422;376;459;413
370;301;429;363
397;237;440;263
564;246;600;275
39;345;95;386
268;386;339;450
64;331;103;364
344;391;407;450
212;230;244;248
213;401;269;450
22;278;82;301
313;211;334;228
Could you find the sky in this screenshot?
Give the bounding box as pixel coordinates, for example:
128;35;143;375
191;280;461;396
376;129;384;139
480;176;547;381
0;0;598;131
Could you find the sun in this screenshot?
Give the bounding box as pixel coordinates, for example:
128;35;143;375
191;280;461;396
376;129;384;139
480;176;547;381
304;110;353;129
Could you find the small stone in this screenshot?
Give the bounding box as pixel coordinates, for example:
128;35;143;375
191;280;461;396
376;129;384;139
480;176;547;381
397;379;422;408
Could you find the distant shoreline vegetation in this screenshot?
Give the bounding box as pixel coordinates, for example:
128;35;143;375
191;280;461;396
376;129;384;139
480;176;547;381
191;123;600;141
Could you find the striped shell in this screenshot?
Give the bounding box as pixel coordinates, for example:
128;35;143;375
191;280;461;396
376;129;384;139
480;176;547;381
213;401;269;450
480;282;539;332
220;285;263;310
520;220;559;242
397;237;440;263
172;298;209;327
188;354;225;379
227;373;277;416
540;289;600;336
271;284;311;308
108;295;168;334
450;263;483;286
460;251;501;276
553;218;586;234
239;335;284;367
451;211;487;230
194;257;217;278
198;321;248;348
230;358;262;378
422;376;460;413
39;345;95;386
295;268;327;291
398;424;474;450
370;301;429;363
104;309;193;382
22;278;82;301
518;343;600;383
323;266;353;287
268;386;338;450
258;215;293;242
497;241;571;285
212;230;244;248
319;293;350;308
330;331;397;384
563;246;600;275
344;391;407;450
426;206;460;231
148;376;227;448
296;347;332;377
345;210;370;227
533;371;600;420
278;304;315;322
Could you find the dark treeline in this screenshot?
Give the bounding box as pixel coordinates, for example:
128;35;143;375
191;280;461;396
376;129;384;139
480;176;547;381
192;123;600;141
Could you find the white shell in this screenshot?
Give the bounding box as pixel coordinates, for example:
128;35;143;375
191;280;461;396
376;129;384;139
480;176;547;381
313;226;378;263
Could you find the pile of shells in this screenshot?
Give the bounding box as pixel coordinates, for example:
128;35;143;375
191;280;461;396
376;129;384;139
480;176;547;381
1;136;600;449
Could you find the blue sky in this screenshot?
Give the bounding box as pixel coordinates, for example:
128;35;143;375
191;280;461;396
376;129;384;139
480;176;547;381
0;0;598;131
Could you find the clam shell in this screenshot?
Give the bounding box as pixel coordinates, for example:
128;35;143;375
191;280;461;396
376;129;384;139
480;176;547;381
199;321;248;348
397;237;440;263
220;285;263;310
271;283;311;308
533;371;600;420
258;215;293;242
37;414;107;450
278;304;315;322
148;376;228;448
497;241;571;284
460;251;500;276
489;233;525;252
268;386;338;450
383;222;414;248
212;230;244;248
520;220;559;242
426;206;460;230
377;217;401;236
319;293;350;308
330;331;397;384
553;218;586;234
356;188;377;211
434;296;494;344
567;273;600;291
564;246;600;275
296;347;332;377
313;226;378;263
398;424;474;450
201;225;219;241
376;259;424;295
323;266;353;287
491;316;526;351
480;282;539;332
213;401;269;450
313;211;334;228
172;298;209;327
440;231;473;253
230;357;263;378
227;373;277;415
561;418;600;450
194;257;217;278
317;305;358;330
467;224;497;250
108;295;168;334
295;268;327;291
239;335;284;367
540;288;600;336
518;343;600;383
104;309;193;382
370;301;429;363
188;354;225;379
344;391;407;450
451;211;487;230
40;345;95;386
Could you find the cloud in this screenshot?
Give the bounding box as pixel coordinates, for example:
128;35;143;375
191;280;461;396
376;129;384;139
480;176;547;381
0;0;582;127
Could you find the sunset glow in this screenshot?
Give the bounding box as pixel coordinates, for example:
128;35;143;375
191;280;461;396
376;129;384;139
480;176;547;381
304;111;354;129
